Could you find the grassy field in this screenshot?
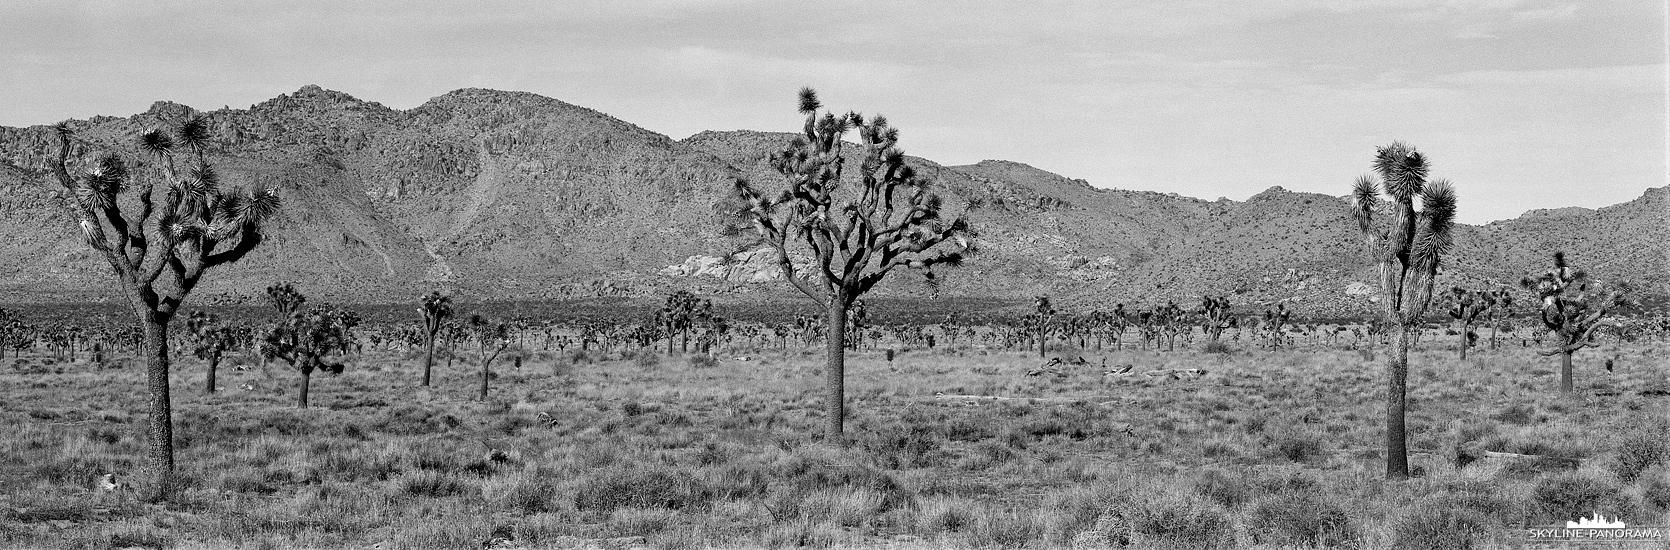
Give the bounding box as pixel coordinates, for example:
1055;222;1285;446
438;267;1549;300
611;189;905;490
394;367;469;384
1;336;1667;549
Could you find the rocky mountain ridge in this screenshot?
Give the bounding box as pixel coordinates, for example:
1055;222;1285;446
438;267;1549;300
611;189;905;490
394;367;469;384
0;85;1663;317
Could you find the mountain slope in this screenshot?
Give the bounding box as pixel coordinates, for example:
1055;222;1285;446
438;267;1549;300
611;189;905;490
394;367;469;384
0;86;1662;317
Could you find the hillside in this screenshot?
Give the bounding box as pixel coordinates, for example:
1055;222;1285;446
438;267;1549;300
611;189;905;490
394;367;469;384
0;86;1663;317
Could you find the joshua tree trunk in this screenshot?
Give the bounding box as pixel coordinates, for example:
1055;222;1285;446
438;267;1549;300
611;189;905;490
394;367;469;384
1560;350;1574;393
204;349;220;394
1037;326;1047;358
421;335;437;386
141;319;176;477
297;366;311;408
1385;326;1410;479
1457;320;1470;360
825;296;848;445
479;354;491;401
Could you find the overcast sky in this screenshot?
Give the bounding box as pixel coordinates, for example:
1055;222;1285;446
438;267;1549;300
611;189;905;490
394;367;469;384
3;1;1663;224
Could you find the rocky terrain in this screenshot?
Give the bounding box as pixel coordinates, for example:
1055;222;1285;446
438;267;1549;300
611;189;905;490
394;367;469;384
0;85;1664;317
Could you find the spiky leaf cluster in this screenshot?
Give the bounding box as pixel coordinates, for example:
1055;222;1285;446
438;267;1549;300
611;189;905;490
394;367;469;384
734;88;974;306
1350;141;1457;325
419;291;453;336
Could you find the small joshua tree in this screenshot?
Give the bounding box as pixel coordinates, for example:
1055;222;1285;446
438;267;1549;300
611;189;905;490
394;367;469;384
1262;304;1293;351
469;314;512;401
1484;288;1514;350
260;305;356;408
186;311;242;394
266;283;305;317
1027;296;1056;358
418;291;452;386
734;88;973;443
1349;141;1457;480
1521;252;1630;393
1446;287;1490;360
1199;296;1233;346
661;291;699;354
48;117;279;489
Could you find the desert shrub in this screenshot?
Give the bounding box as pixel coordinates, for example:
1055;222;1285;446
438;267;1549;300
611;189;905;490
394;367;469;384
943;415;994;442
687;354;719;369
398;470;472;498
106;529;172;550
375;405;461;436
760;518;841;549
1267;427;1327;463
1037;484;1126;545
703;463;770;500
1490;402;1536;425
574;466;708;512
488;474;562;514
1430;478;1514;521
1246;490;1356;548
1388;501;1489;550
963;507;1041;548
773;450;910;504
914;496;976;534
859;423;946;469
1093;489;1232;548
1613;427;1670;482
1533;471;1620;522
1193;468;1249;508
218;472;278;495
795;488;885;527
608;507;676;536
960;440;1017;470
633;351;661;368
1640;465;1670;511
1203;340;1232;354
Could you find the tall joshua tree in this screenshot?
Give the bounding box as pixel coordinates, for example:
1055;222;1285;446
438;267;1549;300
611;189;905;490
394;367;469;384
1446;287;1490;360
418;291;452;386
1349;141;1457;480
735;88;973;443
1521;252;1629;393
47;117;279;490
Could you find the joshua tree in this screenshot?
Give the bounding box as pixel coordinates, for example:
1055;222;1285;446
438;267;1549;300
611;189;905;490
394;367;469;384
1445;287;1490;360
259;305;355;408
847;300;870;350
47;117;279;489
734;88;973;443
186;311;242;394
1349;141;1457;480
1261;304;1293;351
266;283;305;317
1026;296;1056;358
1521;252;1630;393
418;291;452;386
1484;288;1514;350
661;291;699;354
1199;296;1232;345
469;314;513;401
